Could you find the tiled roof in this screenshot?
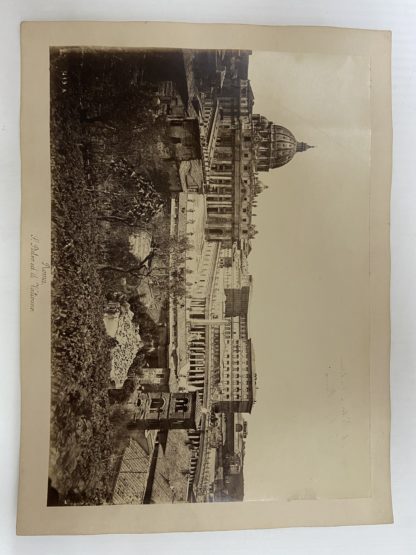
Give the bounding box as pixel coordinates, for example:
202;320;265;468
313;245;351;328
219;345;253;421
112;439;151;504
150;430;191;504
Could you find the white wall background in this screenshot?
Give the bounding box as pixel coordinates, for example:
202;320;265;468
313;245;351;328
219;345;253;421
1;1;415;553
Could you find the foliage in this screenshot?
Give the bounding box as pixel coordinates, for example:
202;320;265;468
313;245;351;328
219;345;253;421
50;51;114;505
99;211;192;301
97;158;165;227
49;47;191;504
127;295;159;335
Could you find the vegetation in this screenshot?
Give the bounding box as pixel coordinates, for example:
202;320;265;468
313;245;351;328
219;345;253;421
50;58;115;504
49;48;188;504
100;211;192;302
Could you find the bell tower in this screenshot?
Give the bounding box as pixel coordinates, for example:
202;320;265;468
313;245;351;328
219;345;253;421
126;390;202;431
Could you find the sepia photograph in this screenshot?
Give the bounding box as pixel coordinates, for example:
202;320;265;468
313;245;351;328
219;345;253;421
48;45;373;506
17;22;392;534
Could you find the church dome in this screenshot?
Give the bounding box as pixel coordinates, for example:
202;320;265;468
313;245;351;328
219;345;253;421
253;114;314;172
269;125;298;168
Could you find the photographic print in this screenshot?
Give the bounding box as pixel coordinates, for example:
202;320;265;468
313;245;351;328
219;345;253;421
47;45;373;506
49;47;292;505
19;22;392;533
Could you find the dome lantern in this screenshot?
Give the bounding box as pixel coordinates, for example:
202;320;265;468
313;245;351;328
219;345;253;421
296;142;314;152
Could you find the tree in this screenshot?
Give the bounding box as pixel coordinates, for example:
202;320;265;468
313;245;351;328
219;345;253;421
98;213;193;301
97;159;165;228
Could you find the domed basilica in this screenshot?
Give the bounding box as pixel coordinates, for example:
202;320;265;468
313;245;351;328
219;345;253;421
252;114;314;171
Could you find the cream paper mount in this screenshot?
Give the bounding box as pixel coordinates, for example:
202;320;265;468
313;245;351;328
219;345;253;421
18;21;392;535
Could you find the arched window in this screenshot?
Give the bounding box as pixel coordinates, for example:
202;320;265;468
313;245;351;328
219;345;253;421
150;397;165;411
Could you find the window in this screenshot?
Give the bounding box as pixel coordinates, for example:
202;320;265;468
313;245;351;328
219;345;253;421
175;397;189;413
150;397;165;411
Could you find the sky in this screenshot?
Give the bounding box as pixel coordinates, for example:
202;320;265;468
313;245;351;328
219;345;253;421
244;51;372;501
